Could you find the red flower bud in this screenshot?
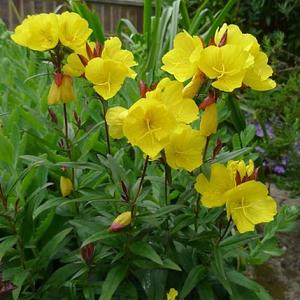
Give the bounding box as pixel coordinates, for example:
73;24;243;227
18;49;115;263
80;243;95;265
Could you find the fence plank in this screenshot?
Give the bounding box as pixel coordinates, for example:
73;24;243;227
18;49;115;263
1;0;143;34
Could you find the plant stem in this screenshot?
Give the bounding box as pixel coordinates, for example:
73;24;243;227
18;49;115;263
164;164;169;206
203;135;211;161
218;217;232;243
194;196;200;232
100;98;111;155
63;103;75;183
131;155;149;219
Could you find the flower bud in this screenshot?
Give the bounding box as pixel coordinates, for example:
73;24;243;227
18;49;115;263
109;211;132;232
48;74;75;105
182;72;205;98
60;176;73;197
80;243;95;264
199;103;218;137
167;288;178;300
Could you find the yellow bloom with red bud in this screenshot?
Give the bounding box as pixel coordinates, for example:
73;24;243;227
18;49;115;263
165;125;206;172
225;181;277;233
167;288;178;300
11;13;59;51
214;23;260;54
162;31;203;82
63;42;96;77
85;58;129;100
60;176;73;197
123;99;176;157
102;37;137;79
106;106;128;139
195;160;277;233
214;23;275;91
58;12;92;51
109;211;132;232
48;73;75;105
197;45;253;92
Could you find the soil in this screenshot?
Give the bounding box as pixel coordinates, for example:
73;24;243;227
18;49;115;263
249;184;300;300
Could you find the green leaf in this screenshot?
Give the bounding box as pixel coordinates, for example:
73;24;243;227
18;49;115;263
240;125;256;147
129;241;163;265
99;264;128;300
0;133;14;166
211;147;251;164
82;229;118;247
179;265;207;299
227;270;272;300
81;128;100;157
12;270;30;300
203;0;237;44
197;282;215;300
38;228;72;266
0;235;18;260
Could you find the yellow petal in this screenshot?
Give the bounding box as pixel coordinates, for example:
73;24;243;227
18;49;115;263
11;13;59;51
106;106;128;139
63;53;85;77
162;31;203;82
58;12;92;51
195;163;235;208
85;58;128;100
60;176;73;197
199;103;218;136
165;125;205;171
123;99;176;157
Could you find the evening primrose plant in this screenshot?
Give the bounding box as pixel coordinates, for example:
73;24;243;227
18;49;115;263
0;2;298;300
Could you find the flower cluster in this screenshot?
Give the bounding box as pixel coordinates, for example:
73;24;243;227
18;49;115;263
195;160;277;233
107;78;207;172
11;12;137;103
162;24;276;92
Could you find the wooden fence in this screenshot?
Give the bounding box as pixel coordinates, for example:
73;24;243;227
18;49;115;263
0;0;143;34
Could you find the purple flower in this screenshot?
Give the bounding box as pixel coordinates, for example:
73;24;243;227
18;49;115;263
272;164;286;175
255;123;264;137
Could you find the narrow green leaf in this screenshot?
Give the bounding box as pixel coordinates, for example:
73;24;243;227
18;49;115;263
180;265;207;299
12;270;30;300
99;264;128;300
129;241;163;265
82;229;118;247
227;270;272;300
0;236;18;260
203;0;237;44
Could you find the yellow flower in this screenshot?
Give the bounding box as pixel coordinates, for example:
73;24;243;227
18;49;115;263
227;159;254;183
165;125;206;172
197;45;253;92
58;12;92;51
182;71;205;98
214;23;260;54
123;99;176;157
225;181;277;233
243;51;276;91
48;74;75;105
106;106;128;139
146;78;199;124
63;42;96;77
102;37;137;79
167;288;178;300
85;58;128;100
199;103;218;137
195;163;235;208
11;13;59;51
109;211;132;232
162;31;203;82
60;176;73;197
